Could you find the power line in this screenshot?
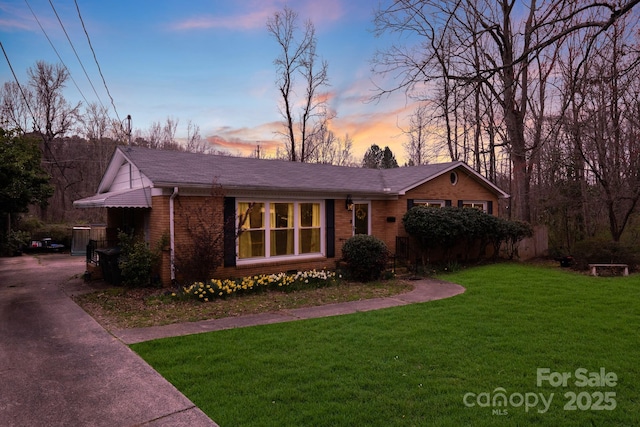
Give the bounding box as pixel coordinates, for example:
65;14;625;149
47;0;106;109
0;41;38;131
1;40;79;197
74;0;123;124
23;0;90;106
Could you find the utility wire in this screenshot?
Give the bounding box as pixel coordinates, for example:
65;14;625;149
0;40;79;198
23;0;90;107
74;0;122;124
47;0;105;109
0;41;38;131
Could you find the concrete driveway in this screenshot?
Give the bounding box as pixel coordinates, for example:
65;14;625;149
0;254;217;427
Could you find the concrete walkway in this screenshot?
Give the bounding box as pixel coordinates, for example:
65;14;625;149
0;254;465;427
0;254;217;427
114;278;466;345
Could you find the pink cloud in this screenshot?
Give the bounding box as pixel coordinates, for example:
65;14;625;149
298;0;345;28
206;121;282;157
205;106;414;163
170;0;346;32
0;3;48;32
171;10;273;31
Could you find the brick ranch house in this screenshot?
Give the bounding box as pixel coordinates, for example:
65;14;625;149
74;146;509;285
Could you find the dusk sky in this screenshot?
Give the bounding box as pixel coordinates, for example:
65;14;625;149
1;0;419;162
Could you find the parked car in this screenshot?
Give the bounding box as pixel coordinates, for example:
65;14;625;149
26;238;65;253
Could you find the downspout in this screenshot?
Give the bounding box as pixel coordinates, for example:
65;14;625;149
169;187;179;283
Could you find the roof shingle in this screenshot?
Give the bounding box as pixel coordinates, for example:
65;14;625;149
118;146;462;196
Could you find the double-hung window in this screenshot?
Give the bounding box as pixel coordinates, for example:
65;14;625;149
299;202;321;253
461;201;487;212
238;201;323;261
270;203;294;256
238;202;265;259
414;200;445;208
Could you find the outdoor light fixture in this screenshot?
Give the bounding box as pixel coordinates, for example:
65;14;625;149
346;195;354;211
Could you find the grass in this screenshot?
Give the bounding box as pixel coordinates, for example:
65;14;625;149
74;279;413;330
131;263;640;426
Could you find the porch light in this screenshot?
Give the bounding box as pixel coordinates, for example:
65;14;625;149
346;195;354;211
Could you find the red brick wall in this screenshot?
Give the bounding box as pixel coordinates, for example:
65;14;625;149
369;199;401;255
148;170;502;285
399;169;499;228
402;168;499;215
216;257;337;279
149;196;171;284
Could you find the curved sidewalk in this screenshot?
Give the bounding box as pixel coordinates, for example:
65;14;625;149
114;279;466;345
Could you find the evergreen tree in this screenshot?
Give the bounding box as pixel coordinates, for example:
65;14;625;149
362;144;399;169
381;146;399;168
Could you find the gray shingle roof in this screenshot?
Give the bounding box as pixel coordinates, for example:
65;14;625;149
107;146;508;198
115;146;505;198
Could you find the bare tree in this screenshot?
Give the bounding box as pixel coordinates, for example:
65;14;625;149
565;16;640;241
267;6;329;162
184;120;208;153
301;108;354;165
372;0;640;221
28;61;80;158
0;82;32;133
145;116;179;150
402;104;431;165
82;102;119;185
334;133;355;167
306;115;336;164
161;116;179;150
26;61;82;221
83;102;110;141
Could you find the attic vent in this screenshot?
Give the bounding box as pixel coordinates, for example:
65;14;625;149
383;187;391;192
450;171;458;185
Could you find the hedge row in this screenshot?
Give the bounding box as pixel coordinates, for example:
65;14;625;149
403;206;533;260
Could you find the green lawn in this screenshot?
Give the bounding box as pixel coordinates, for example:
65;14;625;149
131;263;640;426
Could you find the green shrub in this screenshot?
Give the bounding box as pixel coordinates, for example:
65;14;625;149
0;230;30;256
17;221;71;248
17;217;44;234
402;206;462;249
501;220;534;259
341;234;389;282
118;232;161;288
403;206;533;261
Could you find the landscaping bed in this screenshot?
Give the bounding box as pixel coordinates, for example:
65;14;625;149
73;279;413;330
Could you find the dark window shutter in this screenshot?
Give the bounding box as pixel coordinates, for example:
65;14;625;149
223;197;236;267
407;199;414;210
326;199;335;258
458;200;464;208
487;201;493;215
445;200;452;207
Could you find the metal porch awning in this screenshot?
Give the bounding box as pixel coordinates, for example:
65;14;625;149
73;187;152;208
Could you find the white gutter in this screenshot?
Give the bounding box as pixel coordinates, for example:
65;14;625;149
169;187;179;283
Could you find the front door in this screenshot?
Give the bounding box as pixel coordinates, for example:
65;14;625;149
353;202;369;235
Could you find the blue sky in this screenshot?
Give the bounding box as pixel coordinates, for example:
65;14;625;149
1;0;416;161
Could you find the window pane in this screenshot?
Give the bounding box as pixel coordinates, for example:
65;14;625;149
271;203;293;229
239;230;265;258
300;203;320;227
463;202;486;212
239;202;264;229
271;229;294;256
300;228;320;253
